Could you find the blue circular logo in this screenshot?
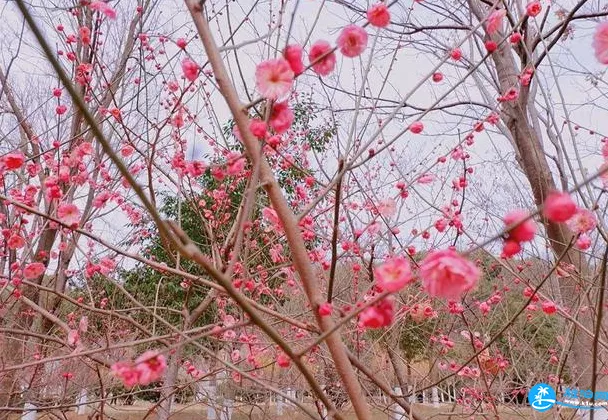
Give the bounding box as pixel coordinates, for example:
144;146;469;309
528;383;556;412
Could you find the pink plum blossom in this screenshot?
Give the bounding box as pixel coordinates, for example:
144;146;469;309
135;351;167;385
255;58;294;100
568;208;597;233
419;249;480;300
283;44;305;75
276;352;291;368
376;199;396;217
23;262;46;279
309;41;336;76
7;235;25;249
543;192;576;223
367;3;391;27
409;121;424;134
57;203;81;227
269;102;294;134
3;152;25;170
504;210;536;243
336;25;368;58
577;234;592;250
374;256;413;293
594;22;608;64
359;296;395;329
319;302;333;316
486;9;506;34
89;1;117;19
526;0;542;16
181;58;199;82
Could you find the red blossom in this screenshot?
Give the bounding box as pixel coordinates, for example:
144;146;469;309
309;40;336;76
367;3;391;27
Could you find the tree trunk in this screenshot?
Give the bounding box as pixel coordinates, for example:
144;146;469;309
156;344;184;420
386;341;409;395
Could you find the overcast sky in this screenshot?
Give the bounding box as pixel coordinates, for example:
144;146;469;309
1;0;607;274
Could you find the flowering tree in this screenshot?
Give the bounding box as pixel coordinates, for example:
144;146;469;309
1;0;608;419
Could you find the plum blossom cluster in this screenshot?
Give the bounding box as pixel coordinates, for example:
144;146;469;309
183;360;204;379
501;209;537;258
408;302;437;323
501;191;595;257
111;350;167;388
517;282;560;318
253;1;391;124
358;249;480;329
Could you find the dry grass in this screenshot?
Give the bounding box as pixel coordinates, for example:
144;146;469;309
8;401;576;419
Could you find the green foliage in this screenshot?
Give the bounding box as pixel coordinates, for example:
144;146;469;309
222;94;335;204
473;259;560;354
117;193;218;335
469;257;566;381
397;321;435;362
291;98;336;153
114;97;336;342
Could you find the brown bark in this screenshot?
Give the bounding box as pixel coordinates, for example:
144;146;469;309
385;332;409;394
156;344;183;420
